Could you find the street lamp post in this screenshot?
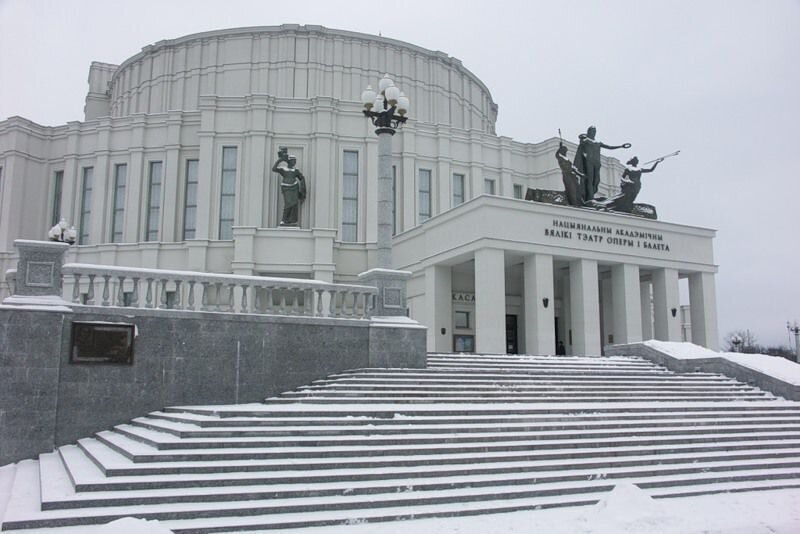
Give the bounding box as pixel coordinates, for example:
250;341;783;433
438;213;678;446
788;321;800;362
731;334;743;353
361;75;409;269
357;75;412;317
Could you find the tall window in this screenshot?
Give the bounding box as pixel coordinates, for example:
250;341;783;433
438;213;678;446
111;164;127;243
342;150;359;242
513;184;523;199
183;159;199;240
145;161;162;242
418;169;432;223
452;173;465;207
219;147;237;239
484;178;496;195
51;170;63;226
79;167;93;245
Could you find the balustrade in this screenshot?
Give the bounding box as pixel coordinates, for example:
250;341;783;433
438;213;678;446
61;264;376;319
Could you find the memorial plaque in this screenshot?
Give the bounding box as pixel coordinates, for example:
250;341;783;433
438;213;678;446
70;322;135;364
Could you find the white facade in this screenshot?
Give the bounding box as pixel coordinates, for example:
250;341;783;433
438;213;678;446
0;25;718;353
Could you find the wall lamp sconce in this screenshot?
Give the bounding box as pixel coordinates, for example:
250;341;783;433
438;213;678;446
671;307;677;318
543;297;549;308
441;328;446;335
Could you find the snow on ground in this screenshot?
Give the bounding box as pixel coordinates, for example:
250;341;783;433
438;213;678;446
645;340;800;385
5;486;800;533
0;463;15;527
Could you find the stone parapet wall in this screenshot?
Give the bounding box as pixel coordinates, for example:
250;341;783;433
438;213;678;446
0;305;425;465
606;342;800;401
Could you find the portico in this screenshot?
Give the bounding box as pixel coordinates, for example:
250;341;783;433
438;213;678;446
396;195;719;355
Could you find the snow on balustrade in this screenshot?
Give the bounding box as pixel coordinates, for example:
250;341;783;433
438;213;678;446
61;263;377;318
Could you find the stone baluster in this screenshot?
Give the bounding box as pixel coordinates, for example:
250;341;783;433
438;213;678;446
240;284;249;313
101;275;112;306
315;288;325;316
145;278;155;308
213;282;222;311
174;280;183;309
131;278;140;307
227;283;235;312
187;280;196;310
328;289;339;317
86;274;96;304
116;275;126;306
159;279;169;308
264;287;273;313
72;273;81;303
279;289;287;314
201;282;211;311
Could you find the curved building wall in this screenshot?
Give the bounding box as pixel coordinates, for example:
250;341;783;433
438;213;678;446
108;25;498;134
0;25;623;293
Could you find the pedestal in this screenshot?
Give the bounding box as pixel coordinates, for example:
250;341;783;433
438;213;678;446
3;240;72;308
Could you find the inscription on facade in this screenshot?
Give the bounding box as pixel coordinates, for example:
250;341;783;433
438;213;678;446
452;292;476;303
544;219;671;252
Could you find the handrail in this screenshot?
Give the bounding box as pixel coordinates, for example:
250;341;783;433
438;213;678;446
61;263;376;319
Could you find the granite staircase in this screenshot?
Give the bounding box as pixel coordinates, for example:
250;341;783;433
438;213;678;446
4;353;800;533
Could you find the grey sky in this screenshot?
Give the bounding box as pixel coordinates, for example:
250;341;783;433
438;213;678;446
1;0;798;347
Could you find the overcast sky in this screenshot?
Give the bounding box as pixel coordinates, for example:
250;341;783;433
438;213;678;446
1;0;798;348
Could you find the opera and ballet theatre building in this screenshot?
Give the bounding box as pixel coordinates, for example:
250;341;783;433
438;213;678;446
0;25;718;355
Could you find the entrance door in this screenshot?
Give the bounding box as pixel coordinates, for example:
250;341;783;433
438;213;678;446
505;314;518;354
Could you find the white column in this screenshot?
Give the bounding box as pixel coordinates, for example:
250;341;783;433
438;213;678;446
652;268;681;341
523;253;555;355
475;248;506;354
569;258;601;355
640;280;653;340
557;275;571;354
425;264;453;353
689;272;719;350
612;264;643;344
600;277;613;348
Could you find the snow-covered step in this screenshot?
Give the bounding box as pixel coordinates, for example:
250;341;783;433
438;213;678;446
57;440;800;493
10;465;800;531
89;428;800;468
6;352;800;533
39;452;800;511
128;413;800;440
111;421;800;452
74;432;800;479
147;407;800;428
265;393;771;404
295;382;757;393
163;402;800;419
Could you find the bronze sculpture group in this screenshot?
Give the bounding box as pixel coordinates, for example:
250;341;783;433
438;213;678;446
267;127;674;228
550;126;677;219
